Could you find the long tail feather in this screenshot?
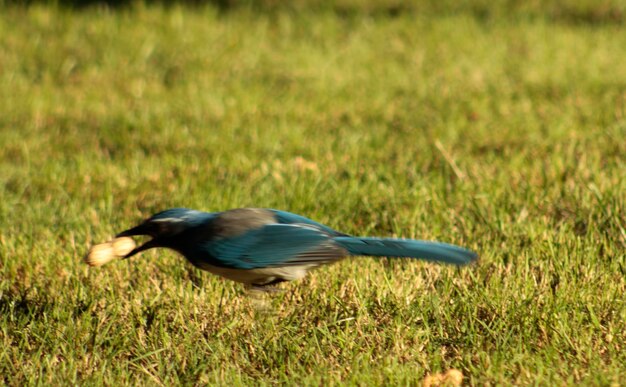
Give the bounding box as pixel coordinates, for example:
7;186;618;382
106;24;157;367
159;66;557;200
333;237;478;265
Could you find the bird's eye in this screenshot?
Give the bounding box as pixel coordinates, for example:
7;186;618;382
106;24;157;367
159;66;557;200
151;218;183;235
155;222;170;235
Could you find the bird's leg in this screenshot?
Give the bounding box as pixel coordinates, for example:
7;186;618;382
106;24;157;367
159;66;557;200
243;278;288;313
245;281;284;314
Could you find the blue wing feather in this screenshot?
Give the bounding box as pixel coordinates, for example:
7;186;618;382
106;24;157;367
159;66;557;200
205;224;345;269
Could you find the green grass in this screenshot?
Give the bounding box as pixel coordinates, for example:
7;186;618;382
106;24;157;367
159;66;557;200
1;2;625;385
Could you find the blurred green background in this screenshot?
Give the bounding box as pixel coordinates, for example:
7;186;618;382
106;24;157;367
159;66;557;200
0;1;625;385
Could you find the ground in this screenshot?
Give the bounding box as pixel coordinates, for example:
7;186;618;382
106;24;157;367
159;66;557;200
0;1;625;385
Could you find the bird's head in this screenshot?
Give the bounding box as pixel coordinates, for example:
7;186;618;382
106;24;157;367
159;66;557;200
116;208;211;258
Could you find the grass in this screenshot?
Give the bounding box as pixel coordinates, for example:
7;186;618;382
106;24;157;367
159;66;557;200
1;2;625;385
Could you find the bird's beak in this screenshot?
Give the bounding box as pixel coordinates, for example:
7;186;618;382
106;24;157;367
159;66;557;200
116;225;160;259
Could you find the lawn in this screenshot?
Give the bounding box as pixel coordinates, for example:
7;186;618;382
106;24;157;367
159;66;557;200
0;1;625;385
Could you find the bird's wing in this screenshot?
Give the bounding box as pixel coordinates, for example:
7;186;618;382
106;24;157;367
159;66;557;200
205;223;348;269
270;209;347;236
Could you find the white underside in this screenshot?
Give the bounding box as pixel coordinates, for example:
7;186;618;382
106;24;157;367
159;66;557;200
193;261;318;286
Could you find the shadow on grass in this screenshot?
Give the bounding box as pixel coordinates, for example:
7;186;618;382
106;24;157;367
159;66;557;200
0;286;90;322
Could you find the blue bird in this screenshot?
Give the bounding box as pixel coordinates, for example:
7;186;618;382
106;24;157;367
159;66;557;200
116;208;478;289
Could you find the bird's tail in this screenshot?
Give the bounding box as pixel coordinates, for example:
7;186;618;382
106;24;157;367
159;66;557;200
333;236;478;265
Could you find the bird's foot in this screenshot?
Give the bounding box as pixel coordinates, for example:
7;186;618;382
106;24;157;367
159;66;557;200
249;285;285;294
247;278;287;294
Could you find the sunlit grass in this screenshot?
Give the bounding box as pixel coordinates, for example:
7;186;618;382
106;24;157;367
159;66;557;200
0;3;625;385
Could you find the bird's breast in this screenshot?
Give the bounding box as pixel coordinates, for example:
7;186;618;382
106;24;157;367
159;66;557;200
190;260;315;285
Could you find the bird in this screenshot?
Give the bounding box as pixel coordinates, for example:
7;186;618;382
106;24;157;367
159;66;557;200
95;208;478;289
